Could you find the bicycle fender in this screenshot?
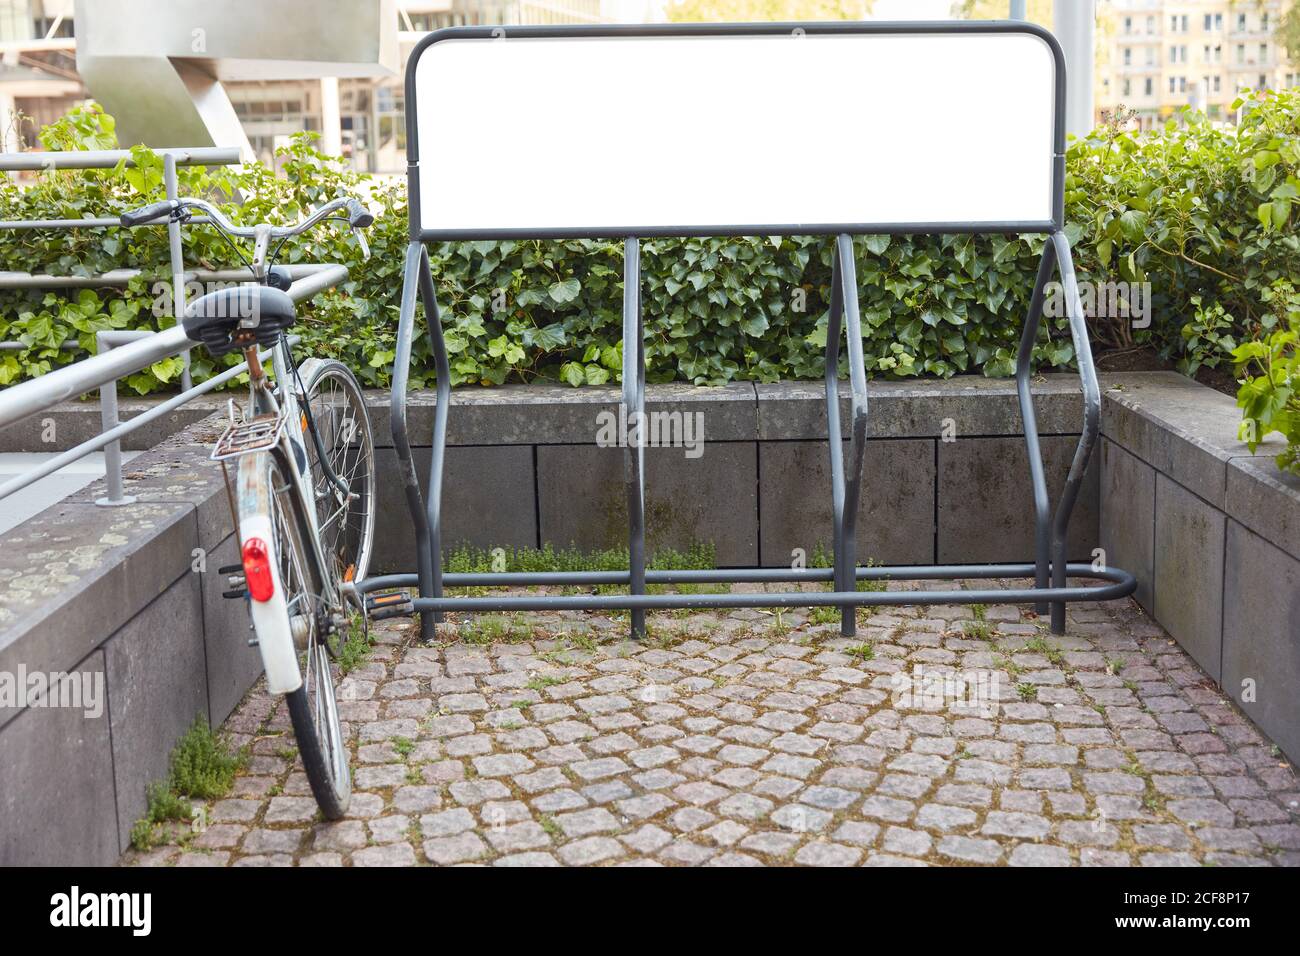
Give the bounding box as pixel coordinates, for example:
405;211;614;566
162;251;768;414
237;452;304;696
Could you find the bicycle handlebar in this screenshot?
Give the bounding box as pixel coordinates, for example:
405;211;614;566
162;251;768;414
346;198;374;229
119;200;176;227
119;195;373;240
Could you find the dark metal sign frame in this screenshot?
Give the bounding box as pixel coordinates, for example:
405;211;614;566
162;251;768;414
363;20;1136;641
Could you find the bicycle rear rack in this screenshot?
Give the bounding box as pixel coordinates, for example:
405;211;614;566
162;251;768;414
211;409;287;462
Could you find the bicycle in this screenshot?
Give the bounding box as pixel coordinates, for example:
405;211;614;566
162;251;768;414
120;194;377;818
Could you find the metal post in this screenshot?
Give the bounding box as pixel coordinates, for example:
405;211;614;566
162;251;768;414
824;236;870;638
391;241;437;642
163;153;193;391
93;330;152;506
623;237;647;640
1016;242;1058;612
417;245;450;625
825;247;848;630
1055;0;1097;139
1047;231;1102;636
1009;0;1026;20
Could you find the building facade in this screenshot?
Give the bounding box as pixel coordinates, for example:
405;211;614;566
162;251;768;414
1097;0;1297;127
5;1;1296;163
2;0;663;170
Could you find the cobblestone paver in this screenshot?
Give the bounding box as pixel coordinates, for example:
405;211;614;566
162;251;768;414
122;583;1300;867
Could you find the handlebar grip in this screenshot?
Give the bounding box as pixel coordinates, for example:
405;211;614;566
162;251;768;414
120;200;176;227
346;198;375;229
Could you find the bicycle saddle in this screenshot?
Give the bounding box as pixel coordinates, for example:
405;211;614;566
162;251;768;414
183;284;297;357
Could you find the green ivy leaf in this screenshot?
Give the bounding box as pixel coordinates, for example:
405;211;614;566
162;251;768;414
548;278;581;304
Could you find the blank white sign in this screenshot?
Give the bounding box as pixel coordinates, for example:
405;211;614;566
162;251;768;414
413;30;1057;236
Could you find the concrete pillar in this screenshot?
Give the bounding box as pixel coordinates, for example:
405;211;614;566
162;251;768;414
1055;0;1097;138
320;76;342;159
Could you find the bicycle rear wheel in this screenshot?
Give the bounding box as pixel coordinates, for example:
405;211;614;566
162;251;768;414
297;358;376;591
241;448;351;819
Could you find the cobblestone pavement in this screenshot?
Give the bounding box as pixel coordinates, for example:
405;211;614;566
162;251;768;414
122;583;1300;867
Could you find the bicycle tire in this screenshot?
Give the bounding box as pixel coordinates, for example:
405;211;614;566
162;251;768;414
239;447;351;819
296;358;376;590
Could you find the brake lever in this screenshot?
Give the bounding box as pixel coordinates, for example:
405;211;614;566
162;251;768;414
353;227;371;261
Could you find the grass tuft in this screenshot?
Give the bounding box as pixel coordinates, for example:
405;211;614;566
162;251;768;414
130;717;246;850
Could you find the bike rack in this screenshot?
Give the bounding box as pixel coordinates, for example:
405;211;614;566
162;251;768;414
367;21;1137;641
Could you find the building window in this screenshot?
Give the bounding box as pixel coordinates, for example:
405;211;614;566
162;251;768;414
1124;47;1132;66
229;85;320;169
0;0;33;42
1123;79;1132;96
373;84;406;174
1124;15;1132;35
1144;77;1154;96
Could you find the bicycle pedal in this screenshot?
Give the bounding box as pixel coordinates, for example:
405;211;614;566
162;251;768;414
367;590;413;620
222;566;247;599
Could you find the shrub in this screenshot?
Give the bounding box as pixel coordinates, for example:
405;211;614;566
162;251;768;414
1233;279;1300;476
1;91;1296;395
1066;89;1299;367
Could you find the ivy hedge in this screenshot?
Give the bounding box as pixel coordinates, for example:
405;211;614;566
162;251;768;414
0;91;1295;403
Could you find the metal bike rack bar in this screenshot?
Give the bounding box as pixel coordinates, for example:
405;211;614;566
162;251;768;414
623;237;647;639
374;21;1137;640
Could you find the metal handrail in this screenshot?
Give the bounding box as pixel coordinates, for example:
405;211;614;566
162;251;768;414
1;146;243;392
0;266;347;506
0;262;347;291
0;147;241;173
0;268;343;430
0;335;299;506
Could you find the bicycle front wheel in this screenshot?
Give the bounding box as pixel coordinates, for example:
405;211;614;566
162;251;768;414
297;358;376;590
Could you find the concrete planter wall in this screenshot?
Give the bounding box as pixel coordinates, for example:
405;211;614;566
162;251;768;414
364;375;1100;572
0;372;1295;864
0;414;260;865
1098;372;1300;767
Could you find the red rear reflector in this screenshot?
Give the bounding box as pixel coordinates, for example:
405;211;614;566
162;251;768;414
241;537;275;601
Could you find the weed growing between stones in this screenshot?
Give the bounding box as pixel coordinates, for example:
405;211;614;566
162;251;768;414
337;613;375;675
130;718;247;850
